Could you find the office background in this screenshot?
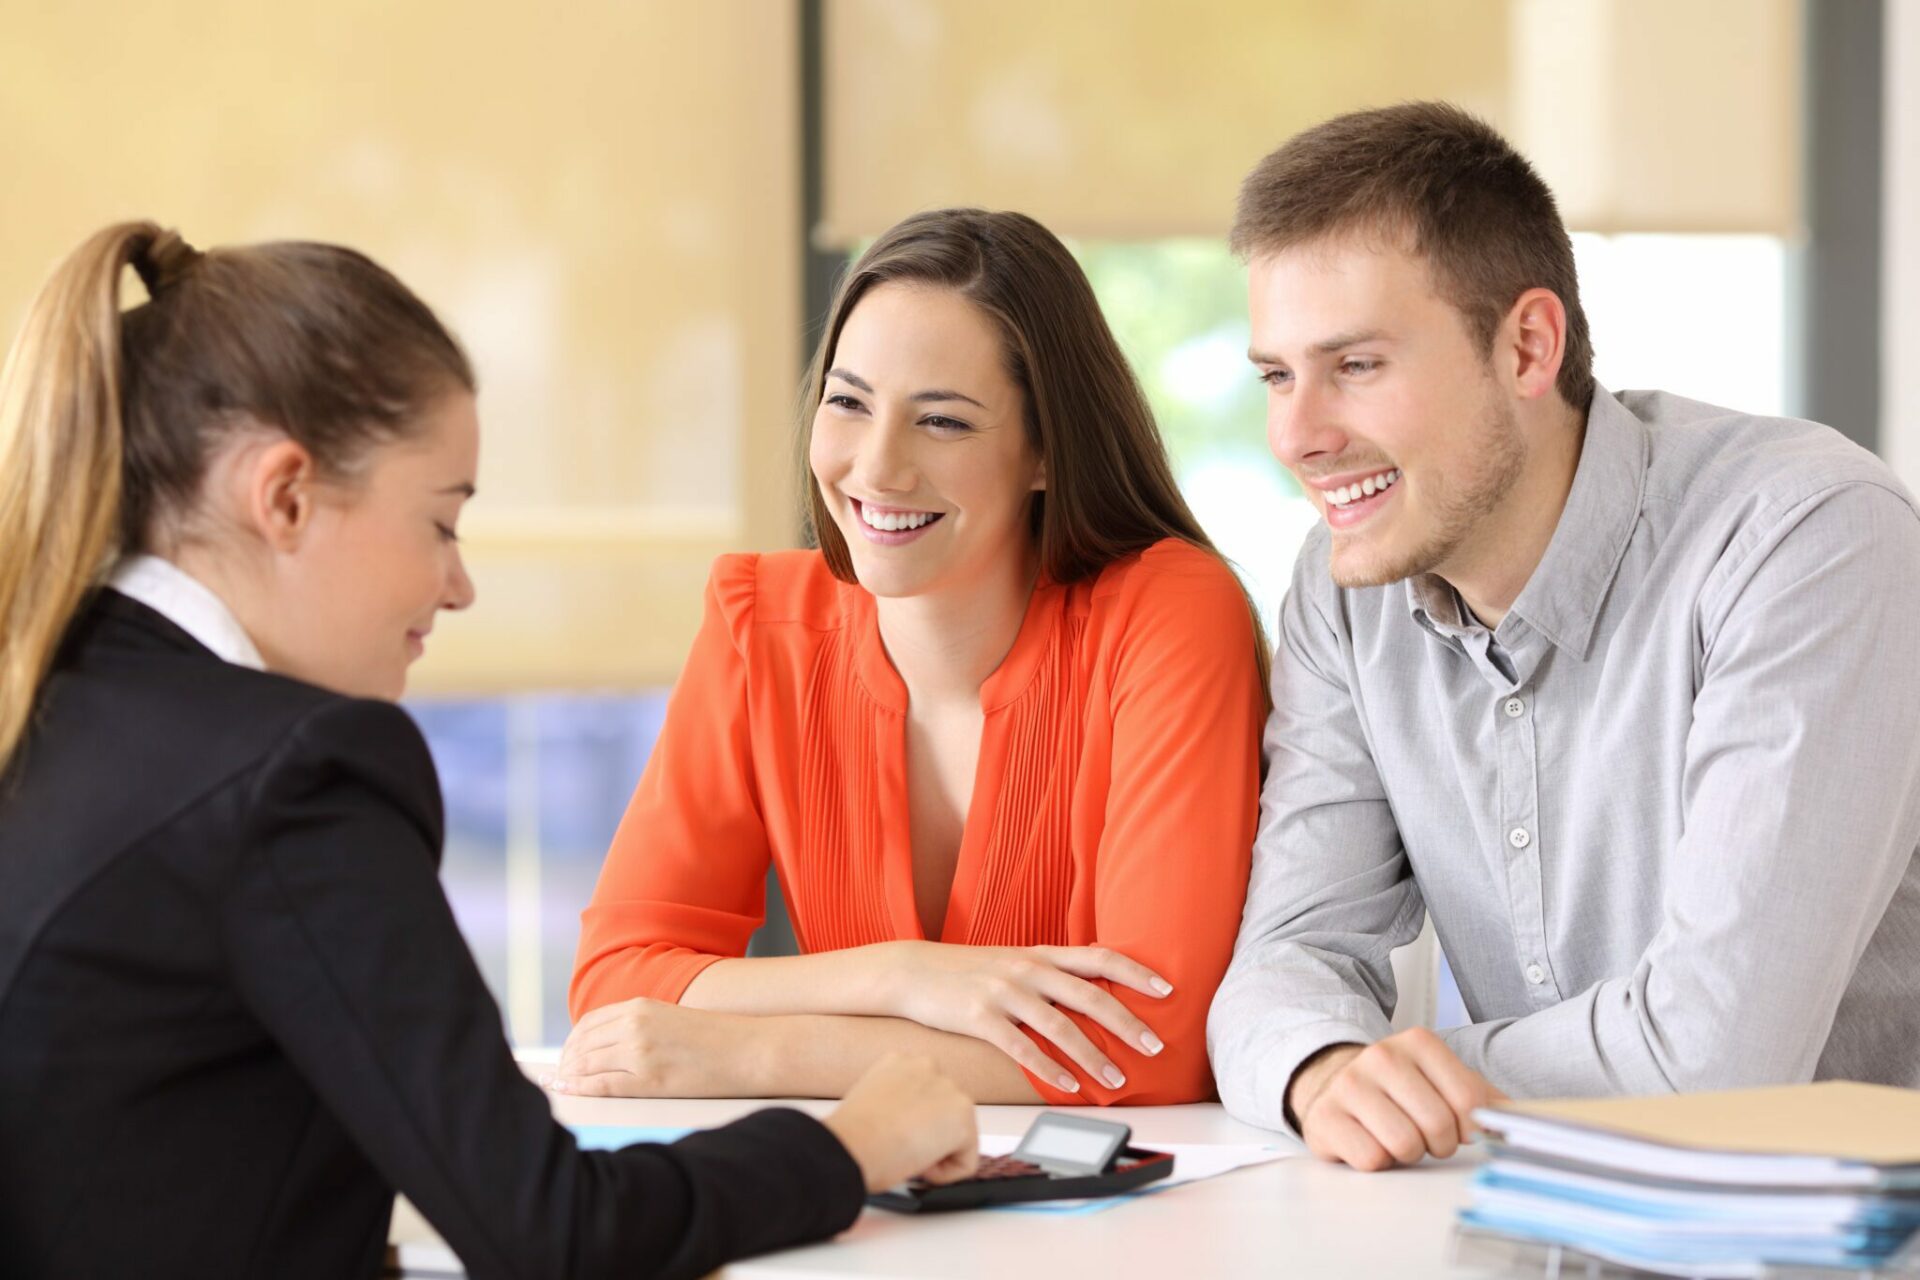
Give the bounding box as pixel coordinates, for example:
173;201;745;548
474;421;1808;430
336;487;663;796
3;0;1914;1047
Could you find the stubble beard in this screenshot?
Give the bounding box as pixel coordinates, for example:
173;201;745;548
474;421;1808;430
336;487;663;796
1328;395;1528;590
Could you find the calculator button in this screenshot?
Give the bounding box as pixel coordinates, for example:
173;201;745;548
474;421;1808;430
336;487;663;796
977;1156;1043;1179
914;1154;1047;1188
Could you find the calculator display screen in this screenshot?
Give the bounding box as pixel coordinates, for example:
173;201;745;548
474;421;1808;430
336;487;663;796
1019;1123;1119;1169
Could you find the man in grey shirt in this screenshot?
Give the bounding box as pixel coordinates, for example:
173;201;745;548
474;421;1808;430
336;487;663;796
1207;102;1920;1171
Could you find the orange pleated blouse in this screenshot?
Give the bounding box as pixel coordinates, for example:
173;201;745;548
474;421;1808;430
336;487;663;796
570;538;1264;1104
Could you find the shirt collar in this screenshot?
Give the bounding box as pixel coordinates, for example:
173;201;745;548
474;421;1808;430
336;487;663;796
1407;574;1471;635
1403;386;1649;660
106;555;267;671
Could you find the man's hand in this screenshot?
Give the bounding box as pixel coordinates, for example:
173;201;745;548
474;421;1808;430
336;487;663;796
1287;1028;1506;1171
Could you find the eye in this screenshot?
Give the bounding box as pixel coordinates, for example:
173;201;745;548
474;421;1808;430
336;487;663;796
921;414;973;433
824;393;867;412
1340;358;1382;376
1257;368;1292;388
435;521;461;544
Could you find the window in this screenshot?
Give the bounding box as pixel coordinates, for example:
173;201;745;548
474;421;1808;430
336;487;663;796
412;694;670;1048
1076;240;1313;631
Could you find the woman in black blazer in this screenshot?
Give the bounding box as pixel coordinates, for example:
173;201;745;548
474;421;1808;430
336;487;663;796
0;223;977;1280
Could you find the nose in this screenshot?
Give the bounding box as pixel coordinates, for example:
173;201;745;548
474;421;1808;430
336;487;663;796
1266;375;1349;471
850;415;918;495
444;549;476;612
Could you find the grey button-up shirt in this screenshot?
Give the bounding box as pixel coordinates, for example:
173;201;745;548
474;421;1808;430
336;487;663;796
1208;388;1920;1133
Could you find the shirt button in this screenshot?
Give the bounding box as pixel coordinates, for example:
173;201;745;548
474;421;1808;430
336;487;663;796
1508;827;1531;849
1503;696;1526;718
1525;963;1546;985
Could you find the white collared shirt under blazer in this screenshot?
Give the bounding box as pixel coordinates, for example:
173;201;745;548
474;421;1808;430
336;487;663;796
108;553;265;670
1209;388;1920;1133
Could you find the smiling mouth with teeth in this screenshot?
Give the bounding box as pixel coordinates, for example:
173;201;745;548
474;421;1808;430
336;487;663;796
1324;468;1402;508
853;498;943;532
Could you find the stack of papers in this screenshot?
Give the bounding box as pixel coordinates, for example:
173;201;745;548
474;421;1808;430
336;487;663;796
1460;1083;1920;1277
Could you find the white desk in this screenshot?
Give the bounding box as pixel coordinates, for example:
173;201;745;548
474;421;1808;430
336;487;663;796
392;1077;1503;1278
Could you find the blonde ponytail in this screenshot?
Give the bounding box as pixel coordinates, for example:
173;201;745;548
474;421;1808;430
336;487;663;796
0;222;166;775
0;219;471;778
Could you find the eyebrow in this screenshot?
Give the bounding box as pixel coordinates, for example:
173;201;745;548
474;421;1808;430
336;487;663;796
1248;329;1393;364
826;367;987;410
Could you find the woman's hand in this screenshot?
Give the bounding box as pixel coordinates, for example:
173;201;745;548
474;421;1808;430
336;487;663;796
875;941;1173;1092
548;998;767;1098
824;1054;979;1191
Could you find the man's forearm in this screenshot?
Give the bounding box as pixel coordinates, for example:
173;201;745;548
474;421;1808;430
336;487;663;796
1438;988;1661;1098
1438;957;1846;1101
1207;941;1397;1133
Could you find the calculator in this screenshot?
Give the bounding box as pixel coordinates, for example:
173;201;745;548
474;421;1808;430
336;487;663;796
868;1112;1175;1213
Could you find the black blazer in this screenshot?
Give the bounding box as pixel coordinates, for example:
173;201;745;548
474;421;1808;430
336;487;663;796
0;592;863;1280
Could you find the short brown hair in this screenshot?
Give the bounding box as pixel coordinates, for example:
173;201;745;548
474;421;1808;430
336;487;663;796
801;208;1271;700
1232;101;1594;411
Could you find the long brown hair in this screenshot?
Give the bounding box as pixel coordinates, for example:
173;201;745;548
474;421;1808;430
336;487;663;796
0;222;471;775
800;208;1272;699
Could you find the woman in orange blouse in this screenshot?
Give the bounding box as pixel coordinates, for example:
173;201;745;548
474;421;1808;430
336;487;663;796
560;210;1269;1106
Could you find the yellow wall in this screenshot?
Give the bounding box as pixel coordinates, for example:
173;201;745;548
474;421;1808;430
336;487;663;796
2;0;1806;689
822;0;1801;242
1512;0;1801;235
823;0;1509;241
0;0;800;690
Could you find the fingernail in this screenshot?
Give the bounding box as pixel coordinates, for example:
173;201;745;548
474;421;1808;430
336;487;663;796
537;1074;553;1088
1150;977;1173;996
1140;1032;1165;1056
1057;1074;1079;1093
1102;1065;1126;1088
550;1078;572;1093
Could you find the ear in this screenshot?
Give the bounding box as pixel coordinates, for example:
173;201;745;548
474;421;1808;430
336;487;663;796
1031;455;1048;492
1504;287;1568;402
242;439;321;553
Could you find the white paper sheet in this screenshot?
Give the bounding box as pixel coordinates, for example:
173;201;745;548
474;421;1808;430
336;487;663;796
975;1134;1298;1214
